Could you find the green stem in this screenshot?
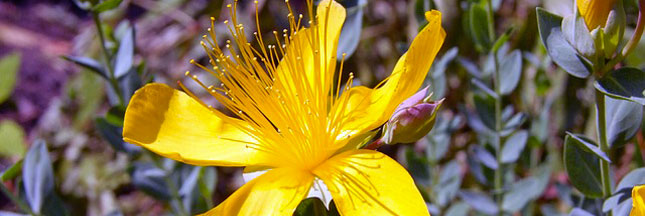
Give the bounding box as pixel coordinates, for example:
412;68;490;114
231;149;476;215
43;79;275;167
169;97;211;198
91;12;125;105
486;0;496;41
621;0;645;57
0;182;36;215
493;53;504;216
484;1;503;214
595;89;613;216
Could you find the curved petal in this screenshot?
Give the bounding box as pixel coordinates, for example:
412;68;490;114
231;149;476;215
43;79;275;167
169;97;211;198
200;167;314;215
577;0;617;29
632;185;645;216
313;150;429;216
275;0;345;98
334;10;445;136
123;83;267;167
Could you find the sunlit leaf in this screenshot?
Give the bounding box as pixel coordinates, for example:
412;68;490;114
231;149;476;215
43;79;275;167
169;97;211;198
0;52;21;103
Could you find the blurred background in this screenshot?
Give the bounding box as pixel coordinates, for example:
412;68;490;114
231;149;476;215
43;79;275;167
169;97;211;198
0;0;644;215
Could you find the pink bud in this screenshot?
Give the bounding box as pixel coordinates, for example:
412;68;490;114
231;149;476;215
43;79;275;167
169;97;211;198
382;87;443;145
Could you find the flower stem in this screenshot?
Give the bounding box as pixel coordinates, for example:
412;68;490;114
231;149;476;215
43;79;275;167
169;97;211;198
91;12;125;106
595;90;613;216
621;0;645;57
0;182;36;215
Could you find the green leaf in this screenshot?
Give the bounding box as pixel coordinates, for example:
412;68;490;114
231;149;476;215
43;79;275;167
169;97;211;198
63;56;106;79
468;4;491;51
595;67;645;105
616;168;645;192
491;28;514;53
499;50;523;95
605;96;642;147
130;162;171;200
294;198;328;216
0;52;21;103
174;165;201;213
569;208;595;216
458;190;498;215
500;130;528;163
105;105;126;127
473;93;497;131
92;0;123;12
198;167;217;208
603;168;645;212
536;8;591;78
472;145;498;170
502;163;551;213
95;118;141;155
436;161;462;206
0;120;26;157
444;202;470;216
561;15;596;58
114;26;134;78
406;148;430;182
566;133;611;162
22;140;54;214
336;0;365;59
1;159;23;181
328;200;340;216
564;134;603;198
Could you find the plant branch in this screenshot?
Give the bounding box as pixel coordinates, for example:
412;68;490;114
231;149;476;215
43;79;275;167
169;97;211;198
595;89;613;216
91;12;125;105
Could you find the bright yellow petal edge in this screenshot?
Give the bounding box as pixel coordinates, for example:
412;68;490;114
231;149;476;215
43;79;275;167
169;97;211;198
632;185;645;216
122;0;445;215
577;0;617;29
334;10;446;141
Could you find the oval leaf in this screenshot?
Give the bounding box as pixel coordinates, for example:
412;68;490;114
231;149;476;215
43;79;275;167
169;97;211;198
0;52;21;103
92;0;123;12
336;0;364;59
500;130;528;163
130;162;171;200
595;67;645;105
563;134;603;198
0;120;26;158
63;56;106;79
458;190;499;215
469;4;491;51
605;96;643;147
565;132;611;162
22;140;55;214
294;198;328;216
499;50;523;95
536;8;591;78
114;27;134;78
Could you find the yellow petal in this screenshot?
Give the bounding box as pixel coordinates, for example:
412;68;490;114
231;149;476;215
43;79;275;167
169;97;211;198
632;185;645;216
313;149;429;216
123;83;267;167
275;0;345;99
334;10;445;137
577;0;617;29
199;167;314;215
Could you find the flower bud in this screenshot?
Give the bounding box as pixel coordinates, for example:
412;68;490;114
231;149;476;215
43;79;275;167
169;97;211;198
381;87;443;145
602;3;626;59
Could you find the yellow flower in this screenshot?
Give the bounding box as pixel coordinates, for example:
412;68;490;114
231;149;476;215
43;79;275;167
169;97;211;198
577;0;617;29
122;0;444;215
632;185;645;216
